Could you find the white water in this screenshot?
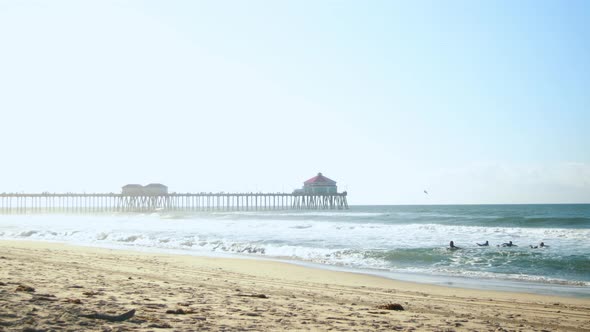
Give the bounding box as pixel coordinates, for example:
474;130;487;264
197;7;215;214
1;211;589;293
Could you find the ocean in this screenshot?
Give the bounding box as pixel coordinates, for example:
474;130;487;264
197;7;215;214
1;204;589;297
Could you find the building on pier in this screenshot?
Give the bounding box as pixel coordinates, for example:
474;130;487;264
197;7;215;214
122;184;143;195
144;183;168;195
301;172;337;194
122;183;168;196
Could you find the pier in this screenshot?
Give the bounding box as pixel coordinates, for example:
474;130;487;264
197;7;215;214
0;173;349;214
0;192;348;214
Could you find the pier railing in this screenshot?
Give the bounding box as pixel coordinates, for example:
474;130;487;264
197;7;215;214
0;192;348;214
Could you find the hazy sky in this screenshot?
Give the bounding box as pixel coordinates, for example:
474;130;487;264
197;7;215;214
1;1;589;204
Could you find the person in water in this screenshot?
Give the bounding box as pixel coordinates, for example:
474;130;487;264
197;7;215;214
477;240;489;246
501;241;517;247
530;242;548;249
449;241;461;250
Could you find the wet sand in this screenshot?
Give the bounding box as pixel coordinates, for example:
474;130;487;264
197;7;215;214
0;240;589;331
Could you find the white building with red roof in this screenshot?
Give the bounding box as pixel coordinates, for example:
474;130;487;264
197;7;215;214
302;172;337;194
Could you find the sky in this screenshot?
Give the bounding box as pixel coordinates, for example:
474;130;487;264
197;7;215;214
0;0;589;204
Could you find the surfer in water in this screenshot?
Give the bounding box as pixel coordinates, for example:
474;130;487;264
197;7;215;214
530;242;548;249
449;241;461;250
477;240;489;246
501;241;517;247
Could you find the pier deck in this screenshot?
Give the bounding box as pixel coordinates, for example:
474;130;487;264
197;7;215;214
0;192;348;213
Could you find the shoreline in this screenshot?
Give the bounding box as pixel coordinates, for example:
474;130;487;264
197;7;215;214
1;240;589;331
288;260;590;299
4;237;590;299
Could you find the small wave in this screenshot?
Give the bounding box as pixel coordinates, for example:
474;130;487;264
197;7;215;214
430;268;590;287
239;246;266;254
19;230;38;237
290;225;312;229
96;233;109;240
118;235;141;242
221;211;387;218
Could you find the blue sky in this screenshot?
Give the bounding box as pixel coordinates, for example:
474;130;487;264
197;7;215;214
0;0;588;204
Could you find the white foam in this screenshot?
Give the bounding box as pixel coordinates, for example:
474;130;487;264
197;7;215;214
1;213;589;288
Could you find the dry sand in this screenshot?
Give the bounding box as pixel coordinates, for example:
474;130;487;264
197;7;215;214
0;240;589;331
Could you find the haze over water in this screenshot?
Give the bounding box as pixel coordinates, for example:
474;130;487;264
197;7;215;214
1;204;589;296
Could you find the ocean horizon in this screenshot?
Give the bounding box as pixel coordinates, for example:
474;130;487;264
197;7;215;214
1;204;589;297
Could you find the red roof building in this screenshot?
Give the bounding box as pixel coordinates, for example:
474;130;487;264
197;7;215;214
302;172;337;194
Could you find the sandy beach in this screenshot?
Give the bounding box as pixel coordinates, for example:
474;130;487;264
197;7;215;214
0;241;588;331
